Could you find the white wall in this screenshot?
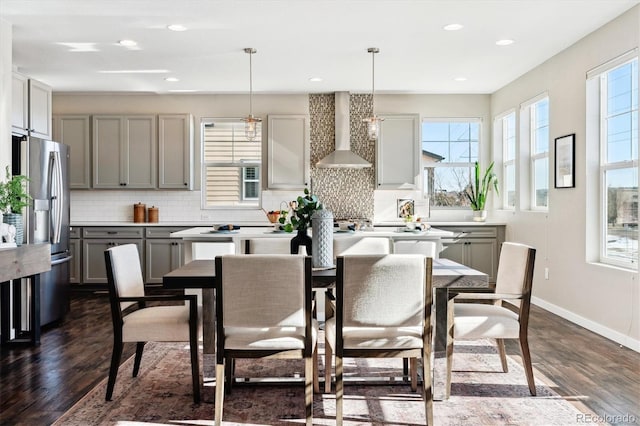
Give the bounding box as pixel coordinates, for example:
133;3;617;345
491;5;640;349
0;19;12;173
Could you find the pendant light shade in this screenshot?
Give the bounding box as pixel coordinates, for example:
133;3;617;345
242;48;261;141
363;47;383;140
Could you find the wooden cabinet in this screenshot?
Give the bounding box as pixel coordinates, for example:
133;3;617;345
144;227;187;284
376;114;420;189
81;227;144;284
53;115;91;188
92;115;157;189
437;225;505;283
12;73;52;139
158;114;193;189
267;114;310;190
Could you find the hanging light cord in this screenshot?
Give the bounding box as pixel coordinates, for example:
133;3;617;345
371;48;376;114
247;48;255;117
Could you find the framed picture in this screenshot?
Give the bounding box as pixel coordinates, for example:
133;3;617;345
397;198;415;219
554;133;575;188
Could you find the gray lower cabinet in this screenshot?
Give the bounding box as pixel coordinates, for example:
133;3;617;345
437;225;505;283
81;227;144;285
145;227;187;284
69;226;81;284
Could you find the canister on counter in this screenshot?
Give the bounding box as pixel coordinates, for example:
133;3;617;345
147;206;159;223
133;203;146;223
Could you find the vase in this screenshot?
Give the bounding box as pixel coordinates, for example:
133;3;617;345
291;228;312;255
472;210;487;222
3;213;24;245
312;209;333;268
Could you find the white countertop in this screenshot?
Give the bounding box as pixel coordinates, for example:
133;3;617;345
70;221;506;228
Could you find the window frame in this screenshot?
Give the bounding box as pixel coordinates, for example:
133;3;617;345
529;97;550;210
497;111;517;210
519;93;550;212
200;117;263;210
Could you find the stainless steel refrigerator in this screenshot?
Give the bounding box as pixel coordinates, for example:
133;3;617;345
12;135;71;326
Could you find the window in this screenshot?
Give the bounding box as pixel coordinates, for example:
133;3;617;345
501;112;517;209
422;120;480;208
201;118;262;208
596;56;638;267
530;98;549;209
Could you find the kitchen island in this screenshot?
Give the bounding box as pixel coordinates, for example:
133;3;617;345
170;226;454;262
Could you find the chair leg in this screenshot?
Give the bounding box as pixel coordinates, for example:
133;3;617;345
132;342;145;377
313;343;320;393
496;338;508;373
410;358;418;392
403;357;409;377
190;333;201;404
336;355;344;426
445;299;454;399
422;348;434;425
105;340;123;401
305;357;314;426
225;355;234;394
214;361;226;426
324;339;333;393
518;335;536;396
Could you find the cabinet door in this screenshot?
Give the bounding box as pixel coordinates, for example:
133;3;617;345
158;114;193;189
465;238;498;282
376;114;420;189
93;116;124;188
53;115;91;188
11;73;28;134
439;239;465;266
28;79;52;139
83;239;143;284
145;239;183;284
69;238;81;284
124;115;156;188
267;115;310;189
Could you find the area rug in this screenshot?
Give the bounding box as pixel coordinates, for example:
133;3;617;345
53;339;601;426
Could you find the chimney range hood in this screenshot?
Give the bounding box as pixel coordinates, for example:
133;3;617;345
316;92;372;169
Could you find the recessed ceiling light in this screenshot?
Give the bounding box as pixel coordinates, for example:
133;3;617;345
309;77;323;82
118;39;137;47
167;24;187;32
496;39;514;46
165;77;179;82
454;77;467;82
443;24;464;31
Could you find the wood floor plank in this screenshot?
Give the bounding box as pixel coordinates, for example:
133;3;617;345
1;292;639;425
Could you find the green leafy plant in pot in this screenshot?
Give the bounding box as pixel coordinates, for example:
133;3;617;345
288;188;323;254
0;166;31;245
465;161;498;222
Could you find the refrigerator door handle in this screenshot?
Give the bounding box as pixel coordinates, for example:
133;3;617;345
51;255;72;266
49;151;64;245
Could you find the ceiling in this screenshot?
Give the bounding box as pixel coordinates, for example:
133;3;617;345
2;0;638;94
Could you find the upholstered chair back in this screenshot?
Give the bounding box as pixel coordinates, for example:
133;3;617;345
495;242;535;296
219;254;307;328
340;254;426;328
106;244;145;312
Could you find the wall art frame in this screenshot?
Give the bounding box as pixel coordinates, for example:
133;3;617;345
554;133;575;188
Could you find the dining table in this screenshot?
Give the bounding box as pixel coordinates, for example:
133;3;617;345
163;257;488;355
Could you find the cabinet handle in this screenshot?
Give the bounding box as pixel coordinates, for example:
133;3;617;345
184;182;188;186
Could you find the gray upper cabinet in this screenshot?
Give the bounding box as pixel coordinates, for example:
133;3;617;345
158;114;193;189
12;73;52;139
92;115;157;189
53;115;91;189
376;114;420;189
267;114;310;190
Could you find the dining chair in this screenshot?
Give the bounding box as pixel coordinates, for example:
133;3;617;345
104;244;201;403
325;237;392;392
325;254;434;425
214;254;317;426
446;242;537;397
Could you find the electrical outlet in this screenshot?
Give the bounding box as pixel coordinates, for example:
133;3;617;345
544;267;549;280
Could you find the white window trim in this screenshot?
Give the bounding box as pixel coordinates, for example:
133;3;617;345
495;110;517;210
520;92;550;212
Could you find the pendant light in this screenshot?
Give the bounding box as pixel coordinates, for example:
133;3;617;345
242;47;261;141
363;47;384;140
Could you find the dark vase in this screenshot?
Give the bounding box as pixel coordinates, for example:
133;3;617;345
291;227;312;255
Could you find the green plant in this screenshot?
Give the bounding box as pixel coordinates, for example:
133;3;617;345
465;161;499;211
0;166;31;214
287;188;323;232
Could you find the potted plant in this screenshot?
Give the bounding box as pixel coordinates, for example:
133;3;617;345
0;166;31;245
288;188;323;254
465;161;499;222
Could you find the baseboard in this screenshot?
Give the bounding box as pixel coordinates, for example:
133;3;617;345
531;296;640;352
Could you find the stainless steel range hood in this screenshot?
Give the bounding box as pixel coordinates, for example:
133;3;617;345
316;92;372;169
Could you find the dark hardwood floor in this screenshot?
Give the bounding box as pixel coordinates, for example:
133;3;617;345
1;291;639;425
